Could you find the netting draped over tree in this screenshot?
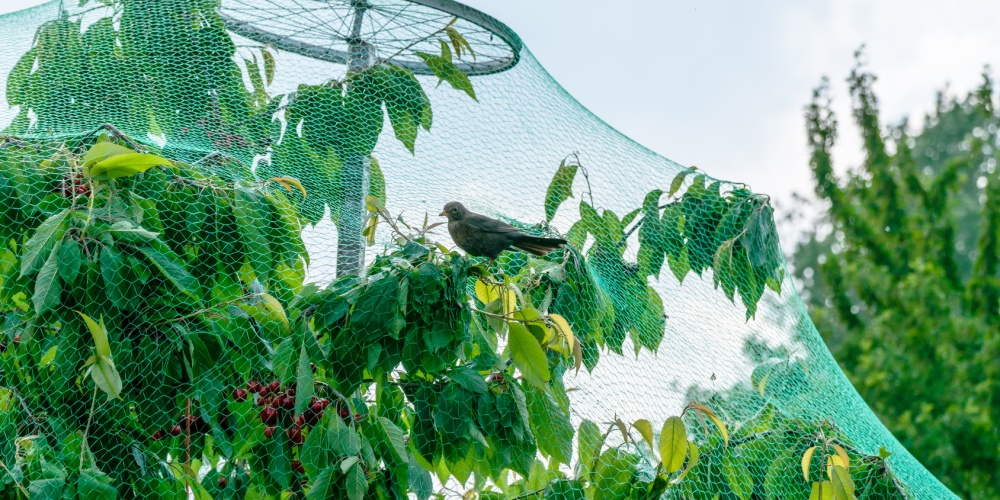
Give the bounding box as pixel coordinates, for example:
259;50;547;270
0;0;957;498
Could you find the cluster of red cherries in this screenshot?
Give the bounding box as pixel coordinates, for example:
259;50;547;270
238;379;362;474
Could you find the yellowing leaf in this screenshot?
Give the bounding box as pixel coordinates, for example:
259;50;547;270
826;454;847;481
272;176;307;198
632;419;654;451
548;313;575;355
572;337;583;374
507;323;549;387
658;416;687;473
809;481;834;500
832;444;850;468
240;293;289;335
802;446;816;482
689;402;728;447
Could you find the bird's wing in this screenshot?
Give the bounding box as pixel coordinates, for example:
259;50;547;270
464;213;518;234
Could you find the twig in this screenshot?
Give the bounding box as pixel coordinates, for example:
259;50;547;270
185;398;191;465
0;459;29;498
80;386;98;470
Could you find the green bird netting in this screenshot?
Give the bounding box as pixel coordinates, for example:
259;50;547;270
0;0;958;499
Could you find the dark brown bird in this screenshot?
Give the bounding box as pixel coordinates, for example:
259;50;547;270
440;202;567;260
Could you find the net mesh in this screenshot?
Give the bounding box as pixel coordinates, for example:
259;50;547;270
0;1;956;499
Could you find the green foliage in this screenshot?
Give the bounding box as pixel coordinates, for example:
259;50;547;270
795;53;999;499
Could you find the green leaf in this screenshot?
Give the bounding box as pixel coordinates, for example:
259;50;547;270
593;449;638;500
81;142;134;165
306;467;335;500
668;167;697;197
78;468;117;499
29;478;65;498
233;190;273;282
658;416;687;473
525;383;574;465
409;454;433;500
577;419;602;479
87;152;170;181
76;311;111;358
262;47;276;85
830;465;856;500
100;244;129;309
295;338;315;416
345;462;367;500
57;238;82;284
414;52;476;100
545;160;578;222
33;242;62;315
450;365;488;394
6;47;36;105
89;355;123;400
20;208;70;278
241;292;290;337
721;450;753;500
508;322;550;387
136;245;197;299
632;419;654;451
376;416;407;464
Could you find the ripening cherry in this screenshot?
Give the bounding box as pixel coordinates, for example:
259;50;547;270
292;460;305;474
218;477;227;488
268;380;281;392
233;388;248;402
287;426;304;444
151;430;165;441
248;380;261;393
170;425;182;437
259;408;277;426
264;426;276;439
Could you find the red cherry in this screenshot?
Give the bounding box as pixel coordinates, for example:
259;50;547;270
12;336;19;346
286;387;296;397
218;476;227;488
269;380;281;392
259;408;277;426
256;396;267;407
269;397;281;409
311;401;324;413
264;426;276;439
152;430;164;441
258;385;271;398
310;362;317;374
170;425;182;436
292;460;305;474
354;413;363;422
338;408;350;419
248;380;261;393
233;388;248;402
319;398;331;410
295;414;306;427
287;426;304;445
281;397;294;410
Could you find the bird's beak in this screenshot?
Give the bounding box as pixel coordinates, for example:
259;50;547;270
439;211;447;217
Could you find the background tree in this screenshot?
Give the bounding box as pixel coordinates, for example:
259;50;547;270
793;51;999;499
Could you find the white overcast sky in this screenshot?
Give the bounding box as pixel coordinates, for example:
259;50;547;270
3;0;1000;222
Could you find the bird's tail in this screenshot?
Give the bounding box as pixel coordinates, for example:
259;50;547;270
513;235;567;257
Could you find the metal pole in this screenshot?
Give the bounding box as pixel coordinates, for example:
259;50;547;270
337;0;373;278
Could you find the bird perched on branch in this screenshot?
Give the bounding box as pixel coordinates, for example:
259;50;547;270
440;202;567;261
